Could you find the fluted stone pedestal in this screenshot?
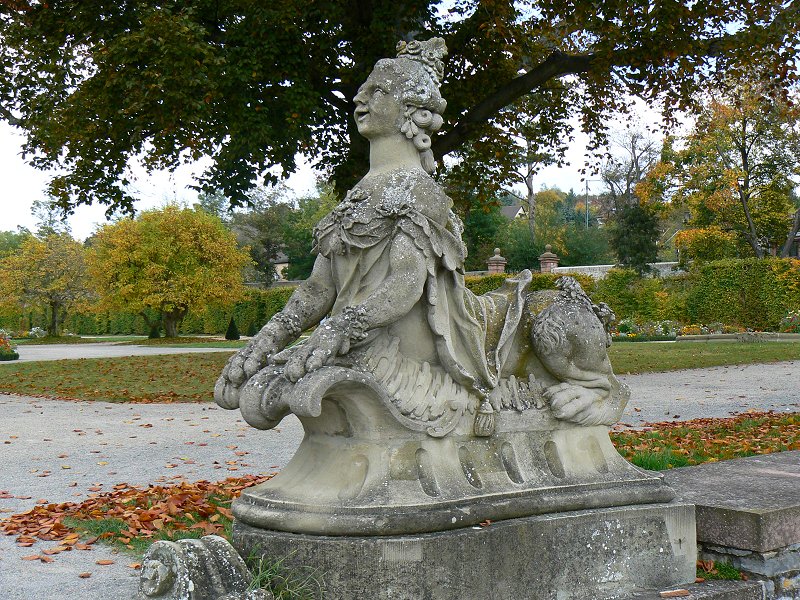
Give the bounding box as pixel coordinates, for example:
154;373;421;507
233;502;697;600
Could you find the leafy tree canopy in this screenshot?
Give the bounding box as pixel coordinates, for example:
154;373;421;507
608;203;660;274
0;227;31;258
0;233;92;335
282;185;339;281
88;205;251;336
1;0;797;214
639;82;800;258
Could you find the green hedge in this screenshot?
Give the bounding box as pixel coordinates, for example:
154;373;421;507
683;258;800;330
3;259;798;335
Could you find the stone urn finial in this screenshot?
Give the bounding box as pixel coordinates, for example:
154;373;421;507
487;248;507;274
539;244;560;273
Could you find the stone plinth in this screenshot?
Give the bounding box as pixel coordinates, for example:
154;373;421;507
664;451;800;599
487;248;507;274
234;503;696;600
539;244;560;273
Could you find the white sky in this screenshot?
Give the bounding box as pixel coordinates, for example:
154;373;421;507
0;100;671;241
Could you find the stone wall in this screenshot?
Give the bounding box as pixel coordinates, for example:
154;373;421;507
553;262;683;279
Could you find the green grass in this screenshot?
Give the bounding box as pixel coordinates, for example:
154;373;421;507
120;336;248;348
13;335;144;345
1;340;799;403
247;553;325;599
611;412;799;470
608;341;800;373
0;352;232;402
62;515;231;556
697;561;743;581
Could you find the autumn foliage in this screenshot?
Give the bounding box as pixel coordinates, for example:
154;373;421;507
89;206;252;337
1;475;273;552
612;411;800;469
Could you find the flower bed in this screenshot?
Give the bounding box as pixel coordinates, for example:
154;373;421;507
610;319;678;342
0;333;19;361
780;310;800;333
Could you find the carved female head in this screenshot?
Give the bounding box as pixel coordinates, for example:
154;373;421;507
353;38;447;173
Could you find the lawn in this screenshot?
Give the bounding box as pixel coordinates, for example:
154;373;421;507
12;336;145;345
1;341;800;402
608;341;800;374
611;411;800;470
0;353;232;402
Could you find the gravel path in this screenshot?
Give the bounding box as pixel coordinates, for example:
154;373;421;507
13;343;233;363
0;353;798;599
0;396;303;599
617;360;800;427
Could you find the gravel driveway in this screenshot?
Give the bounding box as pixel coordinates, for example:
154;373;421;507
13;343;233;363
1;346;798;599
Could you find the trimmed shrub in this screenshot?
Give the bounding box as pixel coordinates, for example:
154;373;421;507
225;317;241;341
685;258;800;330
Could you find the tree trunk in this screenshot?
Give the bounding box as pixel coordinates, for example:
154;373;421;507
779;208;800;258
48;302;61;337
162;307;188;338
738;187;764;258
139;311;161;335
526;178;536;242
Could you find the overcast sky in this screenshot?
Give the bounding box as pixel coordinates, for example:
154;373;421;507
0;100;670;241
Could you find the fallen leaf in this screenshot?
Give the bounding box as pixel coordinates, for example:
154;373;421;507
78;572;91;579
95;559;115;566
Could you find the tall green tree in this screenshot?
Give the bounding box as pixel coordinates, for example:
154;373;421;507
608;204;660;274
228;187;293;284
455;191;507;271
640;83;800;257
282;185;340;281
89;205;251;337
0;233;92;336
1;1;797;213
0;228;31;258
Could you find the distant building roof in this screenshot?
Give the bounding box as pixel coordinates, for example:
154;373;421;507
500;204;526;220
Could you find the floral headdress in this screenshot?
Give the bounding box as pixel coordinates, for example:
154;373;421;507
396;38;447;87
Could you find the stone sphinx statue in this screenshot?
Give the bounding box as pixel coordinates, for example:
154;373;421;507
212;38;672;537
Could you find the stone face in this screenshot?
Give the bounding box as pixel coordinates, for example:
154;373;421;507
234;503;696;600
663;451;800;552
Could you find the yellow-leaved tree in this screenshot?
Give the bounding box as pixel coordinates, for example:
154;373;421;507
89;206;251;337
0;233;92;336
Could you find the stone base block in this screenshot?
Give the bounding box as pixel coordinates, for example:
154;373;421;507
627;580;766;599
233;503;696;600
664;452;800;599
699;543;799;600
